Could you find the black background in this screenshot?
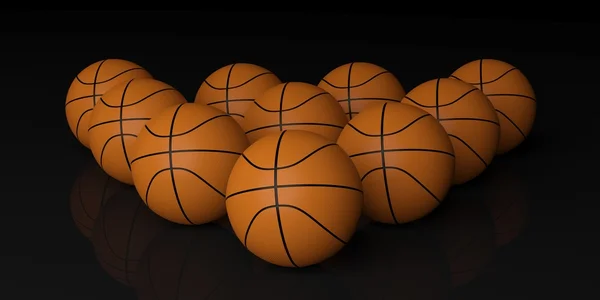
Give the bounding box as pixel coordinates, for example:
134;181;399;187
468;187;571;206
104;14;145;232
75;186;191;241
1;10;596;299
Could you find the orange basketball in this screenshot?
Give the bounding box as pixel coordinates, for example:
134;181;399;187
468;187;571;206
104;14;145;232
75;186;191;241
243;82;347;144
88;78;187;185
226;130;363;268
402;78;500;185
69;161;127;240
194;63;282;126
318;62;405;120
336;103;454;224
451;59;536;154
130;103;249;225
65;59;152;148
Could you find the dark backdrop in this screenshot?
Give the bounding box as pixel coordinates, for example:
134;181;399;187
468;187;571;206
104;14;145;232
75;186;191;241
0;10;595;299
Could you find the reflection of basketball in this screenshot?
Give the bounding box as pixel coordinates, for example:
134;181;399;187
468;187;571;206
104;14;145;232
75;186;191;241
324;224;450;300
226;130;363;268
130;103;249;225
479;159;530;246
451;59;536;154
134;224;252;300
194;63;281;126
65;59;152;148
91;187;173;286
243;82;347;144
318;62;405;120
88;78;187;185
403;78;500;185
336;103;454;224
69;161;127;240
418;186;496;288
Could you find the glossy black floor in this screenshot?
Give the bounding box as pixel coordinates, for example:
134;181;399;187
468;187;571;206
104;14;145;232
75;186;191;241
3;12;596;300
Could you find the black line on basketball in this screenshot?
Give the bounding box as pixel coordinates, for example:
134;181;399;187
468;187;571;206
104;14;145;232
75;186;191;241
230;113;244;118
346;62;354;118
347;114;430;137
495;109;526;138
242;143;336;170
278;83;288;131
272;131;298;267
378;103;398;224
206;98;254;105
224;63;235;114
91;60;106;106
76;66;145;85
439;117;499;126
99;133;137;168
100;88;176;108
479;59;484;92
119;80;134;170
253;92;328;113
451;67;517;85
226;184;362;201
203;71;275;90
447;134;488;167
131;149;242;164
244;204;277;246
244;122;344;135
319;70;390;89
349;148;455;158
168;104;194;224
75;108;93;139
435;79;441;118
145;114;230;138
487;93;536;102
88;117;151;131
402;88;478;108
360;166;441;203
66;94;102;107
337;97;402;103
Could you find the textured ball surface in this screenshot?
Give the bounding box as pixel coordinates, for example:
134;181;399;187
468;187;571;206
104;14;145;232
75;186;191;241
451;59;536;154
195;63;281;126
243;82;348;144
318;62;405;119
130;103;249;225
403;78;500;185
337;103;454;224
65;59;152;148
88;78;187;184
226;130;363;268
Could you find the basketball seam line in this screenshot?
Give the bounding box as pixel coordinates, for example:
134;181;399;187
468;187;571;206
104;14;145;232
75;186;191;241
226;184;362;201
244;122;344;135
88;117;151;132
66;94;102;107
450;67;517;85
347;114;430;137
447;134;489;167
346;62;354;119
253;92;329;113
203;72;275;90
130;149;242;165
144;114;230;138
75;108;93;140
319;70;391;89
99;133;137;168
487;93;536;102
379;103;398;224
403;88;478;108
495;109;526;138
337;97;402;103
119;80;134;171
439;117;499;126
99;88;176;108
224;64;235;114
76;67;145;85
241;143;336;170
360;166;441;203
348;148;455;158
206;98;254;105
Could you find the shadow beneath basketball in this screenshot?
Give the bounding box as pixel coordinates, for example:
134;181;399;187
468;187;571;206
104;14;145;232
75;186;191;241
414;185;497;289
321;223;451;300
91;187;174;287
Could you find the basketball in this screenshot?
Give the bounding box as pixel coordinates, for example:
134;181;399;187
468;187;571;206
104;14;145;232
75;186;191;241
243;82;347;144
336;102;455;224
91;187;173;286
318;62;405;120
130;103;249;225
88;78;187;185
69;161;127;240
65;59;152;148
194;63;281;126
402;78;500;185
226;130;363;268
450;59;536;154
